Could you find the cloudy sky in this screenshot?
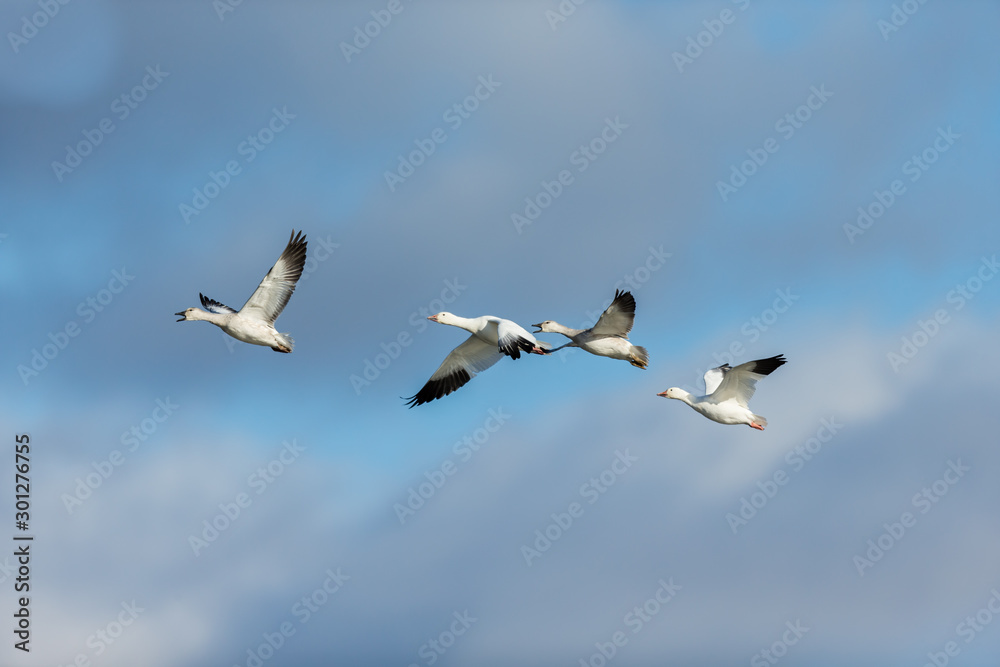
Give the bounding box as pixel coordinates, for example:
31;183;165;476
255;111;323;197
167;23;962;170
2;1;999;665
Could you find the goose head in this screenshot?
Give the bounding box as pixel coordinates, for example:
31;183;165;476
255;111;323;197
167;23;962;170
427;312;458;326
531;320;558;333
175;307;205;322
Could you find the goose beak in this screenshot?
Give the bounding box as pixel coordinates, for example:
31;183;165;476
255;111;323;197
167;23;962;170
175;311;186;322
656;390;668;397
530;323;543;333
427;314;439;322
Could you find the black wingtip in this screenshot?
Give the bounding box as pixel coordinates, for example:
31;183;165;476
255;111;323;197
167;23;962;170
613;288;633;300
752;354;787;376
279;230;308;284
499;336;538;360
404;368;473;407
611;289;637;312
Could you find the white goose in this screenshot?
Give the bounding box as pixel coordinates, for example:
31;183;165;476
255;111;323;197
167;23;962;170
405;313;550;407
176;230;307;353
657;355;786;430
532;290;649;369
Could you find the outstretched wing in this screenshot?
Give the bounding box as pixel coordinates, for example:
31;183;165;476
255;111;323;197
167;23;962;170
590;290;636;337
710;355;786;407
703;364;730;395
239;230;307;324
405;335;503;407
496;319;541;360
200;293;237;315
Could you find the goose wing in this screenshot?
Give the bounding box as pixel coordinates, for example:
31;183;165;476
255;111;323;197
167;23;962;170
239;230;307;324
496;318;544;360
590;290;636;337
405;335;503;407
703;364;730;395
199;293;237;315
710;355;786;407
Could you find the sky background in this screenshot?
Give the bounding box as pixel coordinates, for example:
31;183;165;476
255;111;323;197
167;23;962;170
2;1;999;665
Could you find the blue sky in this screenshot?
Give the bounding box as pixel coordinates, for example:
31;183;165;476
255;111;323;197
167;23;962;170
2;1;999;666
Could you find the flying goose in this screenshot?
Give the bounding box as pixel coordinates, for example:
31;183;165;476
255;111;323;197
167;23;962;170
176;230;307;353
532;290;649;369
405;313;549;407
657;355;786;429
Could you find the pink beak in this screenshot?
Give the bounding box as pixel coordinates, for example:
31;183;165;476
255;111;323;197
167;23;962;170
656;391;668;397
427;315;439;322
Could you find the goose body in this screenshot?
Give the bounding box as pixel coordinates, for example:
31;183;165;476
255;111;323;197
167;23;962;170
405;313;549;407
533;290;648;368
176;230;307;353
658;355;786;430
